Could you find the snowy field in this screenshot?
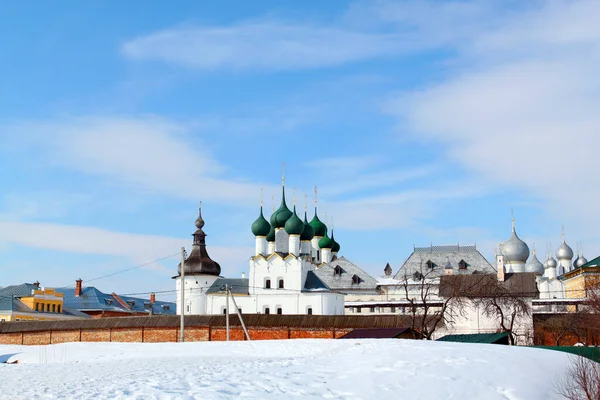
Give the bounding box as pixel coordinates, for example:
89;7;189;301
1;339;569;400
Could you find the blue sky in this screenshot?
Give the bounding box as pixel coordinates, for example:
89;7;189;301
2;0;600;301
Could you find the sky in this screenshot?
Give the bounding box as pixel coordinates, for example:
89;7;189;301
1;0;600;302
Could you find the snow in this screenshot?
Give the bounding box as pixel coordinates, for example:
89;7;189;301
0;339;569;399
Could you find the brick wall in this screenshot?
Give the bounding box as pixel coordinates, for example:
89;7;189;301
0;315;410;345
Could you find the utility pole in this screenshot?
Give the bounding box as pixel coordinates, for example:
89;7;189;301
180;246;186;343
229;287;251;341
225;283;230;341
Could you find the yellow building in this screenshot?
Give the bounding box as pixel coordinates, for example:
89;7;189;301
562;256;600;299
0;283;88;322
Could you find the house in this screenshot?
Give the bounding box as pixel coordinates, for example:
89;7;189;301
61;279;176;318
0;283;89;322
437;271;538;344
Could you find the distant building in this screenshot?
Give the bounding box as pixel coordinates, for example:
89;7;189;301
0;281;175;321
0;283;88;322
62;279;175;318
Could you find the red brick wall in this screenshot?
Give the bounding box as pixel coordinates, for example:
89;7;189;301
22;331;51;345
334;329;352;338
181;327;210;342
248;328;289;340
143;327;178;343
111;328;143;343
1;325;367;345
211;328;245;341
290;329;333;339
81;328;111;342
51;330;81;344
0;332;22;345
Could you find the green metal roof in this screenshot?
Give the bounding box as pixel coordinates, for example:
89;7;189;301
437;332;509;344
579;255;600;268
531;346;600;362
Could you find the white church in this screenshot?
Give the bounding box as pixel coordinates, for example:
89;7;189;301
495;218;586;300
174;184;345;316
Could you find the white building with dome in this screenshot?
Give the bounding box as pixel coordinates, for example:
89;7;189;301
496;220;587;300
175;183;345;316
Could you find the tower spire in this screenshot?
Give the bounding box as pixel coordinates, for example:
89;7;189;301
282;162;285;187
511;208;515;232
562;225;565;242
260;187;263;207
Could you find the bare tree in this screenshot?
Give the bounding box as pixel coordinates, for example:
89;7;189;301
540;314;573;346
556;354;600;400
399;263;473;340
468;276;532;346
585;281;600;314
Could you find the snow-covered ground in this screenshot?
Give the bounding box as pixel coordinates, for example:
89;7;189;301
1;339;568;400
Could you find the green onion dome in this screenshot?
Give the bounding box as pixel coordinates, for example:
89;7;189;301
301;211;315;241
266;225;275;242
318;232;333;249
251;207;271;237
331;230;341;253
285;206;304;235
310;209;327;237
270;187;293;229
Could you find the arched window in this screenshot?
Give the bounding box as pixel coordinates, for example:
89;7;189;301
307;307;313;315
351;274;361;284
278;279;284;289
426;260;436;269
458;259;468;270
277;307;283;315
334;265;342;276
57;305;61;313
264;307;270;314
265;279;271;289
52;304;56;313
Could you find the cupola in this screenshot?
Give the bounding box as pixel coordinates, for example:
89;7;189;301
285;206;304;235
251;207;271;237
501;219;530;263
177;205;221;276
300;211;315;241
318;232;334;249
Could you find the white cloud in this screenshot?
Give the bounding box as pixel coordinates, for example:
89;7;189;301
6;116;272;204
384;0;600;240
0;220;252;274
122;21;406;71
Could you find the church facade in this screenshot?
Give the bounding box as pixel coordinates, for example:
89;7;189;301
174;184;344;316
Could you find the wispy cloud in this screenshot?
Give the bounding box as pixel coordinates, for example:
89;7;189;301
383;0;600;241
0;220;252;273
122;21;405;71
5;116;274;204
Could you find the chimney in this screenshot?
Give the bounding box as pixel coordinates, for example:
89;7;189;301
241;272;246;279
75;278;83;297
150;293;156;304
496;253;505;282
33;281;40;288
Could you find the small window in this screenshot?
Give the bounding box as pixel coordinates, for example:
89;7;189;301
57;305;61;313
277;308;283;315
238;308;242;314
307;308;313;315
351;274;361;284
186;305;190;313
278;279;284;289
370;307;375;313
355;307;361;313
104;299;113;305
15;318;20;321
127;300;135;306
35;303;39;311
52;304;56;313
334;265;342;276
223;308;227;314
264;307;270;315
265;279;271;289
390;306;396;313
458;259;468;270
426;260;436;269
162;305;170;311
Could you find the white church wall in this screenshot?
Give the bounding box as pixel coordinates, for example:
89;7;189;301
176;275;219;315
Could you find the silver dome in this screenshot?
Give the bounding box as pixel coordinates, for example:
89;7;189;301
556;240;574;260
544;256;558;269
501;225;530;263
575;255;588;268
526;251;545;276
